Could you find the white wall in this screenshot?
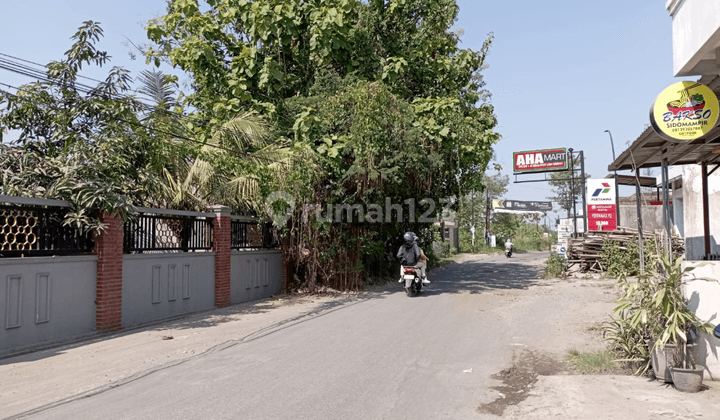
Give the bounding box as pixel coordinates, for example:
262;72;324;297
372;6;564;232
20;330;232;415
0;256;97;355
682;165;720;260
121;253;216;328
230;250;283;304
668;0;720;76
683;260;720;380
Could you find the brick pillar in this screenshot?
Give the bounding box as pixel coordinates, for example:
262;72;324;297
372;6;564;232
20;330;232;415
94;213;124;331
210;206;232;308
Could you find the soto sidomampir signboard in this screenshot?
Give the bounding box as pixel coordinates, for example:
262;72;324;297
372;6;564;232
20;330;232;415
650;81;719;142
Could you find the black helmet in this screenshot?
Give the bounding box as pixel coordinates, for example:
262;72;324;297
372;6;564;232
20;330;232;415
403;232;415;245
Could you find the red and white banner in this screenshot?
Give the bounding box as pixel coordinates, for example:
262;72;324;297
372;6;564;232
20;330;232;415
586;179;617;232
587;204;617;231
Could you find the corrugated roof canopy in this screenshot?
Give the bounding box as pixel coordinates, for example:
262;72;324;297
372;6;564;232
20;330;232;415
604;174;657;187
608;75;720;172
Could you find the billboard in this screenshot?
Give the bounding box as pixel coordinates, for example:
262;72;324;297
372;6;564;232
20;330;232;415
492;199;552;212
586;179;617;231
513;148;568;173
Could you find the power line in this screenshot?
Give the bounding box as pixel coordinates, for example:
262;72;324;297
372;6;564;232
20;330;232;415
0;81;292;165
0;57;214;127
0;51;302;128
0;51;105;84
0;51;303;131
0;52;300;164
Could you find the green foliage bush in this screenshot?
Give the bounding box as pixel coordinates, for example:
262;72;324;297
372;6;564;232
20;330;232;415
604;255;715;375
543;253;567;279
600;238;659;278
602;311;651;375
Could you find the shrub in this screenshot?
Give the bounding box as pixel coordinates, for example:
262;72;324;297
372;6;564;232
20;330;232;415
604;255;715;375
601;311;651;375
600;238;659;278
543;253;567;279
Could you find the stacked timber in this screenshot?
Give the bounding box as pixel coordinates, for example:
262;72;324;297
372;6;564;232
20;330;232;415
565;227;685;273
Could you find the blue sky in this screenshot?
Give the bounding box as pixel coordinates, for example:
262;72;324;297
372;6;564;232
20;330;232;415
0;1;683;221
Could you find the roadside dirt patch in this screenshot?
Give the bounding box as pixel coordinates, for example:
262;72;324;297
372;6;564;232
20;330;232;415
478;348;567;416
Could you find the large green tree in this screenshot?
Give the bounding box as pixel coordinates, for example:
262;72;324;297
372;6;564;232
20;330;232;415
0;21;275;235
146;0;500;288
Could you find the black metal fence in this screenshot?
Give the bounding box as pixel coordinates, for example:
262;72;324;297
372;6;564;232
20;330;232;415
0;201;279;256
124;213;213;253
231;219;251;249
231;220;279;249
262;223;280;248
0;204;93;257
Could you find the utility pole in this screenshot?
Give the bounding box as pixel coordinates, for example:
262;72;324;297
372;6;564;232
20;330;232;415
580;150;587;237
471;190;476;252
605;130;621;227
485;189;490;246
569;148;578;238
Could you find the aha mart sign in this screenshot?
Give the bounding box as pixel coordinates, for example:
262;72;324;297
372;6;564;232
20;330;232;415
586;179;617;232
513;148;568;173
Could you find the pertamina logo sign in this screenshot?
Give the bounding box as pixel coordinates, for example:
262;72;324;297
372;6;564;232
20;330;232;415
586;179;617;231
513;148;567;173
650;81;719;142
592;183;611;198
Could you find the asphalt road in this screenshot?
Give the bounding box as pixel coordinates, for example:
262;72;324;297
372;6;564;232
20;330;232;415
23;252;550;420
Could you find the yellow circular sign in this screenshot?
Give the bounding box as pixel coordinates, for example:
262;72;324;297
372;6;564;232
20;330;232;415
650;81;719;142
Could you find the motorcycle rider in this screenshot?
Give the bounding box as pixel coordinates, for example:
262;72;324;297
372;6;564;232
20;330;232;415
413;234;430;284
396;232;430;285
505;238;514;256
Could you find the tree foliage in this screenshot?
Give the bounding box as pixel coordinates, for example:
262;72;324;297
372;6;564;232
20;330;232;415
0;22;167;231
0;21;273;233
456;171;508;232
145;0;500;289
547;155;590;216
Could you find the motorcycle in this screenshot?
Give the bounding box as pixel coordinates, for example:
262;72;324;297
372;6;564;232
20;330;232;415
401;266;423;297
505;246;513;258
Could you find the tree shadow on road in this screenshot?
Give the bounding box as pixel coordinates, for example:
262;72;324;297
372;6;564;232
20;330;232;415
426;258;546;295
1;257;543;363
0;290;397;365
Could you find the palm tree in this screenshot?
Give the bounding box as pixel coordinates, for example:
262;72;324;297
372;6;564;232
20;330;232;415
135;69;291;212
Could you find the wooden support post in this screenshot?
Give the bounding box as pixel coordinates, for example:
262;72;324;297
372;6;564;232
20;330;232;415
662;159;670;260
702;163;711;259
635;174;645;274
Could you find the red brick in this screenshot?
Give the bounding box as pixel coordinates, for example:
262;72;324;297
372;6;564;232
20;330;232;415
93;212;124;332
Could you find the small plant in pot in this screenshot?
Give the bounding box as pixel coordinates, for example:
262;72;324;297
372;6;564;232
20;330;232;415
612;254;714;388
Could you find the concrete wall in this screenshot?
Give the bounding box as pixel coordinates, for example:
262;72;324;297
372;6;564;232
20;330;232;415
681;166;720;260
668;0;720;76
230;250;283;304
673;185;685;237
618;205;666;231
121;253;216;328
0;256;97;354
683;260;720;380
